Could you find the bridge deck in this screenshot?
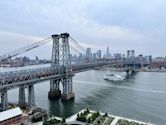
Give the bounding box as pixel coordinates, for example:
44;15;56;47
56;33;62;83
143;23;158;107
0;62;107;90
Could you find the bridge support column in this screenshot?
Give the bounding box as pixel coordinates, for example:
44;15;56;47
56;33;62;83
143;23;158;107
1;89;8;111
49;34;61;99
48;79;61;99
61;76;75;101
28;84;35;107
60;33;74;101
18;85;26;108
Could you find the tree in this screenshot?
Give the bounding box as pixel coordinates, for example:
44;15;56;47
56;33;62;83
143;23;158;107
62;118;66;123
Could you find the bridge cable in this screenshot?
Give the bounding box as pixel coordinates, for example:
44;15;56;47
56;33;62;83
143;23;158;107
0;37;52;62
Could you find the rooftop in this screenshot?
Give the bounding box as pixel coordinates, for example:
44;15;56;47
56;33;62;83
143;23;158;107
0;107;22;122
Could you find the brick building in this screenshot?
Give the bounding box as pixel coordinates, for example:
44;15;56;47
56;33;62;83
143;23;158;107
0;107;22;125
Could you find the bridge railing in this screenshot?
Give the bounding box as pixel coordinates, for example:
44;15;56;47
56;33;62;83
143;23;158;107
0;61;108;90
0;66;65;88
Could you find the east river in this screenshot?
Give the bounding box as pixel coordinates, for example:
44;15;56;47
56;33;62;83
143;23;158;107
1;65;166;125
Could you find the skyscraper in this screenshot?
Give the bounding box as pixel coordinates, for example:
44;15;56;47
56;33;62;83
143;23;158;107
106;46;110;59
86;48;92;60
97;50;101;59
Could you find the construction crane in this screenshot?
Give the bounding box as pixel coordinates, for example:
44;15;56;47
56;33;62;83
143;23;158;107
0;37;52;63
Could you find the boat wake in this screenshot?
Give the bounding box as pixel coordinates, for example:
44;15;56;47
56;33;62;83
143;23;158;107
74;80;166;94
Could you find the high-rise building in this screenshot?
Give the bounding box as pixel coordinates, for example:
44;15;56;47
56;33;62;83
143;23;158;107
145;55;152;64
86;48;92;60
93;53;97;61
96;50;101;60
106;46;109;58
113;53;121;59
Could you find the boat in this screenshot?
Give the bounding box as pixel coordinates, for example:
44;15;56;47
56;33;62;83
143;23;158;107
104;74;125;81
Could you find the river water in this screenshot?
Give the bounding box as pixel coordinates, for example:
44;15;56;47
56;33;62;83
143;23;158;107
1;66;166;125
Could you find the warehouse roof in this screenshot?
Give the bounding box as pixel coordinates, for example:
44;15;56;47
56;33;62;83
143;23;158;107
0;107;22;122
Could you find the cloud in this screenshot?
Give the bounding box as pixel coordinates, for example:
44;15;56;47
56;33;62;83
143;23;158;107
86;0;166;30
0;0;166;57
0;30;42;47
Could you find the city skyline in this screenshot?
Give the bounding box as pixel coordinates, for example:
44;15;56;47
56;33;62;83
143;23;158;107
0;1;166;125
0;0;166;58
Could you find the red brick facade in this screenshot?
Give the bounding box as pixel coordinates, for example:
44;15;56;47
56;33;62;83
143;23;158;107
0;115;22;125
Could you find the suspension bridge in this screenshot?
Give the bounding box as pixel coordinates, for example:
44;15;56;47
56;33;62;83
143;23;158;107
0;33;108;111
0;32;145;111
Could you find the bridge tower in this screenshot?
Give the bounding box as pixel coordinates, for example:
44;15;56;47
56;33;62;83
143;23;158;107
48;33;74;100
60;33;74;101
49;34;61;99
126;50;136;72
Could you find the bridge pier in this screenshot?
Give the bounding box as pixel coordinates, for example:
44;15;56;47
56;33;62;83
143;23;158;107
49;34;61;99
28;84;35;107
60;33;74;101
61;76;75;101
1;89;8;111
48;79;61;99
18;85;26;108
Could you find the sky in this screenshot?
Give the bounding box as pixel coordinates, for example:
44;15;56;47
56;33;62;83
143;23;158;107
0;0;166;59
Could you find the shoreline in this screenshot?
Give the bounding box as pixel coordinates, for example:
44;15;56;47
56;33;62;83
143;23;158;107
66;109;155;125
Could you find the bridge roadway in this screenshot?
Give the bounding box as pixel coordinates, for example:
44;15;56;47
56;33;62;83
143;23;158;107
0;61;107;90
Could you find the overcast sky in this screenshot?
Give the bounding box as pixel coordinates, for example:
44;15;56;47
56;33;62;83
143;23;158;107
0;0;166;59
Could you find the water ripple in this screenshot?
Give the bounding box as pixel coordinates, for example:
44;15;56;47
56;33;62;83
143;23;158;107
74;80;166;94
